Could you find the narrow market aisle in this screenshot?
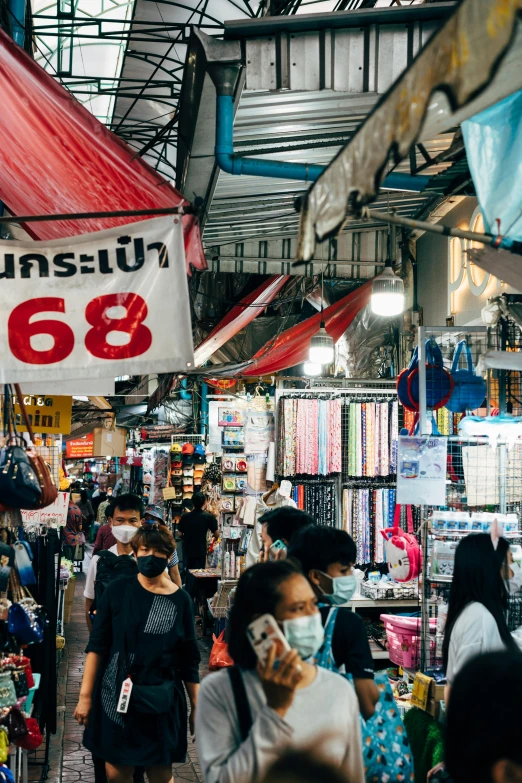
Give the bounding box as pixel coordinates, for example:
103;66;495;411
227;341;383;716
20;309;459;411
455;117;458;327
60;549;209;783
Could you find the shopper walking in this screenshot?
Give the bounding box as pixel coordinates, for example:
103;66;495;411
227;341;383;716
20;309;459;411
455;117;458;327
75;524;200;783
143;505;182;588
443;533;518;693
259;508;315;561
196;560;364;783
178;492;218;570
84;494;144;631
288;526;378;718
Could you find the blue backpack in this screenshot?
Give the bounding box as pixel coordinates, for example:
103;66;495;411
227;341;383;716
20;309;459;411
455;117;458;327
315;607;414;783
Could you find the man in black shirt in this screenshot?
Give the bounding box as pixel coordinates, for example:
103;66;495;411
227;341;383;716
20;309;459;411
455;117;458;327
288;525;379;719
178;492;219;569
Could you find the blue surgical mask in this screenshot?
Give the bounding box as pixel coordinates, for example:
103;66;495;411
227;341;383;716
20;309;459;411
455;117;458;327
282;612;325;660
319;572;357;606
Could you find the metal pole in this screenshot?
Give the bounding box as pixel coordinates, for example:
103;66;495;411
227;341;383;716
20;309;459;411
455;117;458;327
499;443;507;515
363;208;508;250
420;507;429;671
418;326;428;435
0;205;196;224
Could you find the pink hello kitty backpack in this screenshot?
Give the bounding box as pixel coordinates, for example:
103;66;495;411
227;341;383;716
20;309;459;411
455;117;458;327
381;505;422;582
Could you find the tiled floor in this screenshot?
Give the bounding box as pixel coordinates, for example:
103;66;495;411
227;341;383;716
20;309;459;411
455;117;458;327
59;549;211;783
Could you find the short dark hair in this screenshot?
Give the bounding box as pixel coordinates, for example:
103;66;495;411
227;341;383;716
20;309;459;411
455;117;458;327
446;651;522;783
131;524;175;559
106;493;143;520
228;560;303;669
259;508;315;546
192;492;206;510
288;526;356;576
262;750;352;783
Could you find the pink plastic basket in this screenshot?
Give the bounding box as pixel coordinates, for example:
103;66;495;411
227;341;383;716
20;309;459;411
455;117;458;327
381;614;439;669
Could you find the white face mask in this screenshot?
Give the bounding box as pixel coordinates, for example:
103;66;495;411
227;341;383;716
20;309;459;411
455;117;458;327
112;525;138;545
509;560;522;594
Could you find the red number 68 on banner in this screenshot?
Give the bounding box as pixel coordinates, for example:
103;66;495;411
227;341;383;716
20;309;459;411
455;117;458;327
8;294;152;365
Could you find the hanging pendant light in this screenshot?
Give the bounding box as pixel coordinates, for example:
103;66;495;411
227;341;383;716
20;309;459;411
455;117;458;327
371;230;404;316
309;268;335;365
304;361;322;377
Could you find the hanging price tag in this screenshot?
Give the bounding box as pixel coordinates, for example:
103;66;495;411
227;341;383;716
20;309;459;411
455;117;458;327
116;677;133;714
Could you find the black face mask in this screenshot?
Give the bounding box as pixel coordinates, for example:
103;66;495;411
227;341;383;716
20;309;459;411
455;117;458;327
137;554;166;578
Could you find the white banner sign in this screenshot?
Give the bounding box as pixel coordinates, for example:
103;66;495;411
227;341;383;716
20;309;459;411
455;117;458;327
397;436;448;506
0;217;193;382
21;491;69;527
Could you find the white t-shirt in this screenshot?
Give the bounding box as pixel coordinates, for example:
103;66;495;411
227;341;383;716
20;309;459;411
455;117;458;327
84;544;119;600
197;665;364;783
84;544;171;600
446;601;507;683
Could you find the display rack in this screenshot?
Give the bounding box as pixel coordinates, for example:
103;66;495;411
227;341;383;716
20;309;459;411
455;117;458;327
412;324;522;669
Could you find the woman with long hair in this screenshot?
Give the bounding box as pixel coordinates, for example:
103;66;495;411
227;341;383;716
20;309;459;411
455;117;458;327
196;560;364;783
443;533;518;688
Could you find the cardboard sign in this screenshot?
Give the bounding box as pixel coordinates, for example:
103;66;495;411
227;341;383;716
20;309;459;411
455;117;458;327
162;487;177;500
21;491;69;527
0;217;193;383
66;434;94;459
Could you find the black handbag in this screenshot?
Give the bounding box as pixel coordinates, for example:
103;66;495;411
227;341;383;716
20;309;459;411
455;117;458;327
129;681;176;715
11;669;29;699
0;388;41;510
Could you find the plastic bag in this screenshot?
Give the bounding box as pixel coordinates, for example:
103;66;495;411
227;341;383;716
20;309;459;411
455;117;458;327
209;631;234;670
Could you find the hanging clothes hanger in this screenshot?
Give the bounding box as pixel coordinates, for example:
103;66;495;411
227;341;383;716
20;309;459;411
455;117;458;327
263;482;279;504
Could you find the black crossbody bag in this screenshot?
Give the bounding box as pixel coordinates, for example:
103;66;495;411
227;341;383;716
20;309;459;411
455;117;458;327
122;581;176;716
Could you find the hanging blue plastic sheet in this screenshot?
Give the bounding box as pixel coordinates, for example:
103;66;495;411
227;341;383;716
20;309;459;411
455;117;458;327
462;90;522;242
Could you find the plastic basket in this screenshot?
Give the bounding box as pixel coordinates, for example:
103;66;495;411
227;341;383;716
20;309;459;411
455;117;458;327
381;614;439;669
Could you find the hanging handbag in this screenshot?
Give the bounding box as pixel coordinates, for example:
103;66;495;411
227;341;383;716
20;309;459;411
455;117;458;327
316;608;414;783
14;718;42;751
396;346;419;412
4;707;27;741
5;656;34;690
14;386;58;508
11;669;28;699
13;542;36;588
446;340;487;413
0;673;17;710
408;340;454;411
0;764;14;783
381;504;422;583
7;574;44;646
0;388;41;510
0;728;9;764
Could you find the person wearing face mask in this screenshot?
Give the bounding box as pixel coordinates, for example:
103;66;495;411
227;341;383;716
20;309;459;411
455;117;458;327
84;494;145;632
75;525;200;783
196;560;364;783
288;526;379;720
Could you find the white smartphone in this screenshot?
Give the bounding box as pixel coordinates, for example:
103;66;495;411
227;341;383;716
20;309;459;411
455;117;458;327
247;613;291;666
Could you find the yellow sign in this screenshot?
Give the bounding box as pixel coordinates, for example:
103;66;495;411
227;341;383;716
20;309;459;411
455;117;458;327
11;395;73;435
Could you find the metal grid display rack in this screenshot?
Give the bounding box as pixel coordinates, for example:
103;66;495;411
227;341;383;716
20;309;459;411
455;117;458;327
413;325;522;669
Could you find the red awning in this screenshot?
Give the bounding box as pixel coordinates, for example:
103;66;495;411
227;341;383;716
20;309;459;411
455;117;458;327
194;275;289;366
0;30;205;274
241;280;372;376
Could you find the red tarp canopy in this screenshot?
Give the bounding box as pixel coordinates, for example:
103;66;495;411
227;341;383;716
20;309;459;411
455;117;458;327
0;30;205;273
241;280;372;376
194;275;289;366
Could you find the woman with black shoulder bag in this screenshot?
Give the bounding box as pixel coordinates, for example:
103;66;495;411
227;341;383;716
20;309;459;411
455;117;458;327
74;525;200;783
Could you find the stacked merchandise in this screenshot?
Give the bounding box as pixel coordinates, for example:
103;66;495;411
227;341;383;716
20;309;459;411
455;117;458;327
221;456;248;514
342;487;396;564
342;400;399;478
277;396;342;476
169;442;207;509
292;482;337;526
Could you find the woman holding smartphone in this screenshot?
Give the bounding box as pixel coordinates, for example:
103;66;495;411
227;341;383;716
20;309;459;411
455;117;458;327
196;561;364;783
